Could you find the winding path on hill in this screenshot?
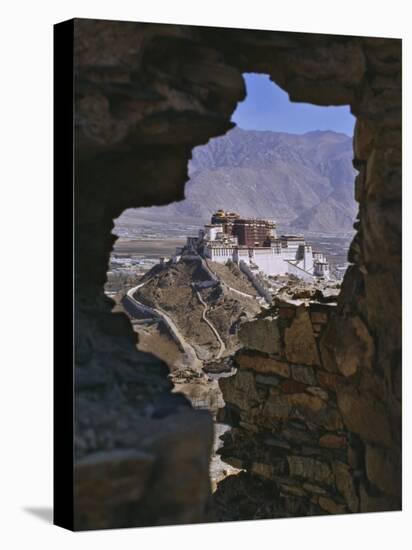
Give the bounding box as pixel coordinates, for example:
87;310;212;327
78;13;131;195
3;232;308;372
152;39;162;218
123;282;203;370
221;282;256;300
124;257;255;365
191;284;226;360
203;257;257;300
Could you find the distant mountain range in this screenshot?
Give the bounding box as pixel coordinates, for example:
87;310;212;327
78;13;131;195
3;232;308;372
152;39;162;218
120;127;358;234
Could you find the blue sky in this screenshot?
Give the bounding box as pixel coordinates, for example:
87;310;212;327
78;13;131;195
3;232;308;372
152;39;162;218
232;73;355;136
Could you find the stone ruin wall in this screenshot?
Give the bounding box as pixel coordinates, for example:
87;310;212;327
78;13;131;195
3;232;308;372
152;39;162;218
218;297;400;515
73;19;401;528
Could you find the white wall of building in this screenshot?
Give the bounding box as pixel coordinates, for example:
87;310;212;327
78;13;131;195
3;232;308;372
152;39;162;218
205;225;223;241
304;245;314;272
286;261;316;282
186;226;330;281
208;246;233;263
250;248;288;276
314;261;330;278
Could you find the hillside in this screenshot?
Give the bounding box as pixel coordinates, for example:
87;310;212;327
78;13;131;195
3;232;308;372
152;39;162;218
120;128;357;234
134;258;261;362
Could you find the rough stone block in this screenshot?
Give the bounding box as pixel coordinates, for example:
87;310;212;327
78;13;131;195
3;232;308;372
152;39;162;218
319;318;339;373
239;420;259;433
224;456;245;470
365;146;401;200
316;370;340;392
287;456;334;486
251;462;274;479
312;323;323;336
284;306;320;366
319;434;347;449
219;371;259;410
306;386;329;401
281;40;365;87
280;379;308;394
234;370;258;395
302;482;329;495
292;365;317;385
287;76;355;105
354;117;376;160
310;311;328;324
264;436;291;450
363;271;401;354
301;445;326;457
359;370;386;401
74;449;155;529
336;386;392;446
235;351;290;378
256;373;281;387
263;394;292;420
365;444;401;497
278;306;296;320
359;482;400;513
279;484;307;497
333;460;359;513
238;317;281;354
354;163;367;203
320;315;374;377
289;393;343;431
282;425;317;446
363;201;401;267
318;496;347;514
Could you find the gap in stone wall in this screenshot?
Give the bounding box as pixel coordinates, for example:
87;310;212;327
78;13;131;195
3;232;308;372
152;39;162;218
102;73;358;499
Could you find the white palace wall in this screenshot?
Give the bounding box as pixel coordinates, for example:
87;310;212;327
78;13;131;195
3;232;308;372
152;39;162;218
251;248;287;276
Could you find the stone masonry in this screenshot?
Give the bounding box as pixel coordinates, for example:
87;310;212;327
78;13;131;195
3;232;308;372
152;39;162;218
218;296;400;515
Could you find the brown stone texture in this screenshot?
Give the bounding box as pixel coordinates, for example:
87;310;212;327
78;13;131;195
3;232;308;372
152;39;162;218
336;385;392;446
72;18;401;526
365;444;401;497
320;315;374;376
220;369;260;411
302;482;329;495
284;306;320;366
316;370;341;392
288;393;343;430
279;484;308;498
306;386;329;401
359;482;399;514
310;311;328;324
318;497;347;515
287;456;334;486
75;449;155;529
280;379;308;394
333;461;359;513
312;323;323;337
278;305;296;320
319;434;347;449
291;364;317;385
235;350;290;377
251;461;276;480
238;317;281;354
262;394;292;420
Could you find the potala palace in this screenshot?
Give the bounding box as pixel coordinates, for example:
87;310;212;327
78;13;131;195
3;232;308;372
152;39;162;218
176;209;330;281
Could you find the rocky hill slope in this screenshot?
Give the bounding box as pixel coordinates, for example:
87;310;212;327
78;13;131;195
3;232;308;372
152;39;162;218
124;128;357;234
134;257;261;362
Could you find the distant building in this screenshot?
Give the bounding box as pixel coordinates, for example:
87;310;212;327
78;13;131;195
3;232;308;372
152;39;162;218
177;209;330;281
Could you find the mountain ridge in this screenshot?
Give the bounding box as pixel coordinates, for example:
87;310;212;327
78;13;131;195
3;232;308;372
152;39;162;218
120;128;357;234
